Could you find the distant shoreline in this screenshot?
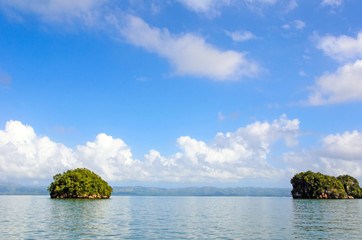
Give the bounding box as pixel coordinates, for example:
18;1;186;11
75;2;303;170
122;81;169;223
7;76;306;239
0;183;291;197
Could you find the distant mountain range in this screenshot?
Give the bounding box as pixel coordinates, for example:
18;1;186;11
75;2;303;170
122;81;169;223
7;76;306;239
113;186;291;197
0;183;291;197
0;183;49;195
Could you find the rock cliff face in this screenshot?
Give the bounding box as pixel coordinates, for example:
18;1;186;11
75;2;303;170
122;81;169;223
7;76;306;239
291;171;362;199
50;193;110;199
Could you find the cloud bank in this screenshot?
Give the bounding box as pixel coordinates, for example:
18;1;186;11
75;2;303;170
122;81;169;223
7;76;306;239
1;116;361;185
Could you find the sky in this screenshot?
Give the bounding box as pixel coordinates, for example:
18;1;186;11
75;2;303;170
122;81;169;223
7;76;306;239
0;0;362;187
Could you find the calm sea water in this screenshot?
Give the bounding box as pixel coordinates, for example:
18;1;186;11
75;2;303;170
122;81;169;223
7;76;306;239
0;196;361;239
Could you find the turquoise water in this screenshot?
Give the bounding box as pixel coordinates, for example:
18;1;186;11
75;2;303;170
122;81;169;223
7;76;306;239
0;196;361;239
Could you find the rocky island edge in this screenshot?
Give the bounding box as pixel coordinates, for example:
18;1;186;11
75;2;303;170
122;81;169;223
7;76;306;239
291;171;362;199
48;168;113;199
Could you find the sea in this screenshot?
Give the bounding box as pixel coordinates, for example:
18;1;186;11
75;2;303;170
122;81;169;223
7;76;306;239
0;195;361;239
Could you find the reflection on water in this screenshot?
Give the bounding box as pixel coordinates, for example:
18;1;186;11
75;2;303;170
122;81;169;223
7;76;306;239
0;196;361;239
292;199;362;239
49;198;116;238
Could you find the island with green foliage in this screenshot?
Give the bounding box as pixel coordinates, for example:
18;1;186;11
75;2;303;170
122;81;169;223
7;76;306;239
291;171;362;199
48;168;113;199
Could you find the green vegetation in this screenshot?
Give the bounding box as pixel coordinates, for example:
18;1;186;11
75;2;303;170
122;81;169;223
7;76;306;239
337;175;362;199
48;168;113;199
291;171;362;199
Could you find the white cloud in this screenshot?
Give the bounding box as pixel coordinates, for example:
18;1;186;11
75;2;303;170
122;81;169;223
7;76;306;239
0;115;300;183
242;0;278;13
1;2;262;81
316;31;362;62
176;0;230;15
282;20;306;30
285;0;298;12
321;0;343;7
75;133;145;181
0;121;77;180
0;120;143;182
0;0;106;25
225;30;257;42
284;130;362;179
218;111;240;121
2;117;361;184
306;60;362;105
111;14;261;81
308;32;362;105
320;131;362;161
142;114;300;181
245;0;277;4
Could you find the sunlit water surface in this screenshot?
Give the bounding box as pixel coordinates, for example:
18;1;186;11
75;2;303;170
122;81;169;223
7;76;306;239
0;196;361;239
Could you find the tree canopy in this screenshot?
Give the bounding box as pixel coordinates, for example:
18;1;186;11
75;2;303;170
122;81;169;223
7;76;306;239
337;175;362;199
291;171;362;199
48;168;113;199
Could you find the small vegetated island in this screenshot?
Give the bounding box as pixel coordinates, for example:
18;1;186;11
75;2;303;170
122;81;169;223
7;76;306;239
48;168;113;199
291;171;362;199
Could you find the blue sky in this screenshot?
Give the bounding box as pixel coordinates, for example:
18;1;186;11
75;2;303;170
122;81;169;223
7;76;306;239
0;0;362;187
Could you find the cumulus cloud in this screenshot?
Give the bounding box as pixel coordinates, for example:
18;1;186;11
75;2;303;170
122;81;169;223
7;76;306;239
316;31;362;62
110;14;261;80
135;114;300;182
0;0;106;25
176;0;230;15
1;2;262;81
284;130;362;179
0;121;143;182
2;117;361;184
75;133;144;181
225;30;257;42
0;121;77;180
321;0;343;7
307;32;362;105
320;131;362;161
0;115;300;183
306;60;362;105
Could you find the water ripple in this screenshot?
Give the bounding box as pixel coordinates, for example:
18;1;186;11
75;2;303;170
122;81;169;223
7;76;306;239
0;196;361;239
